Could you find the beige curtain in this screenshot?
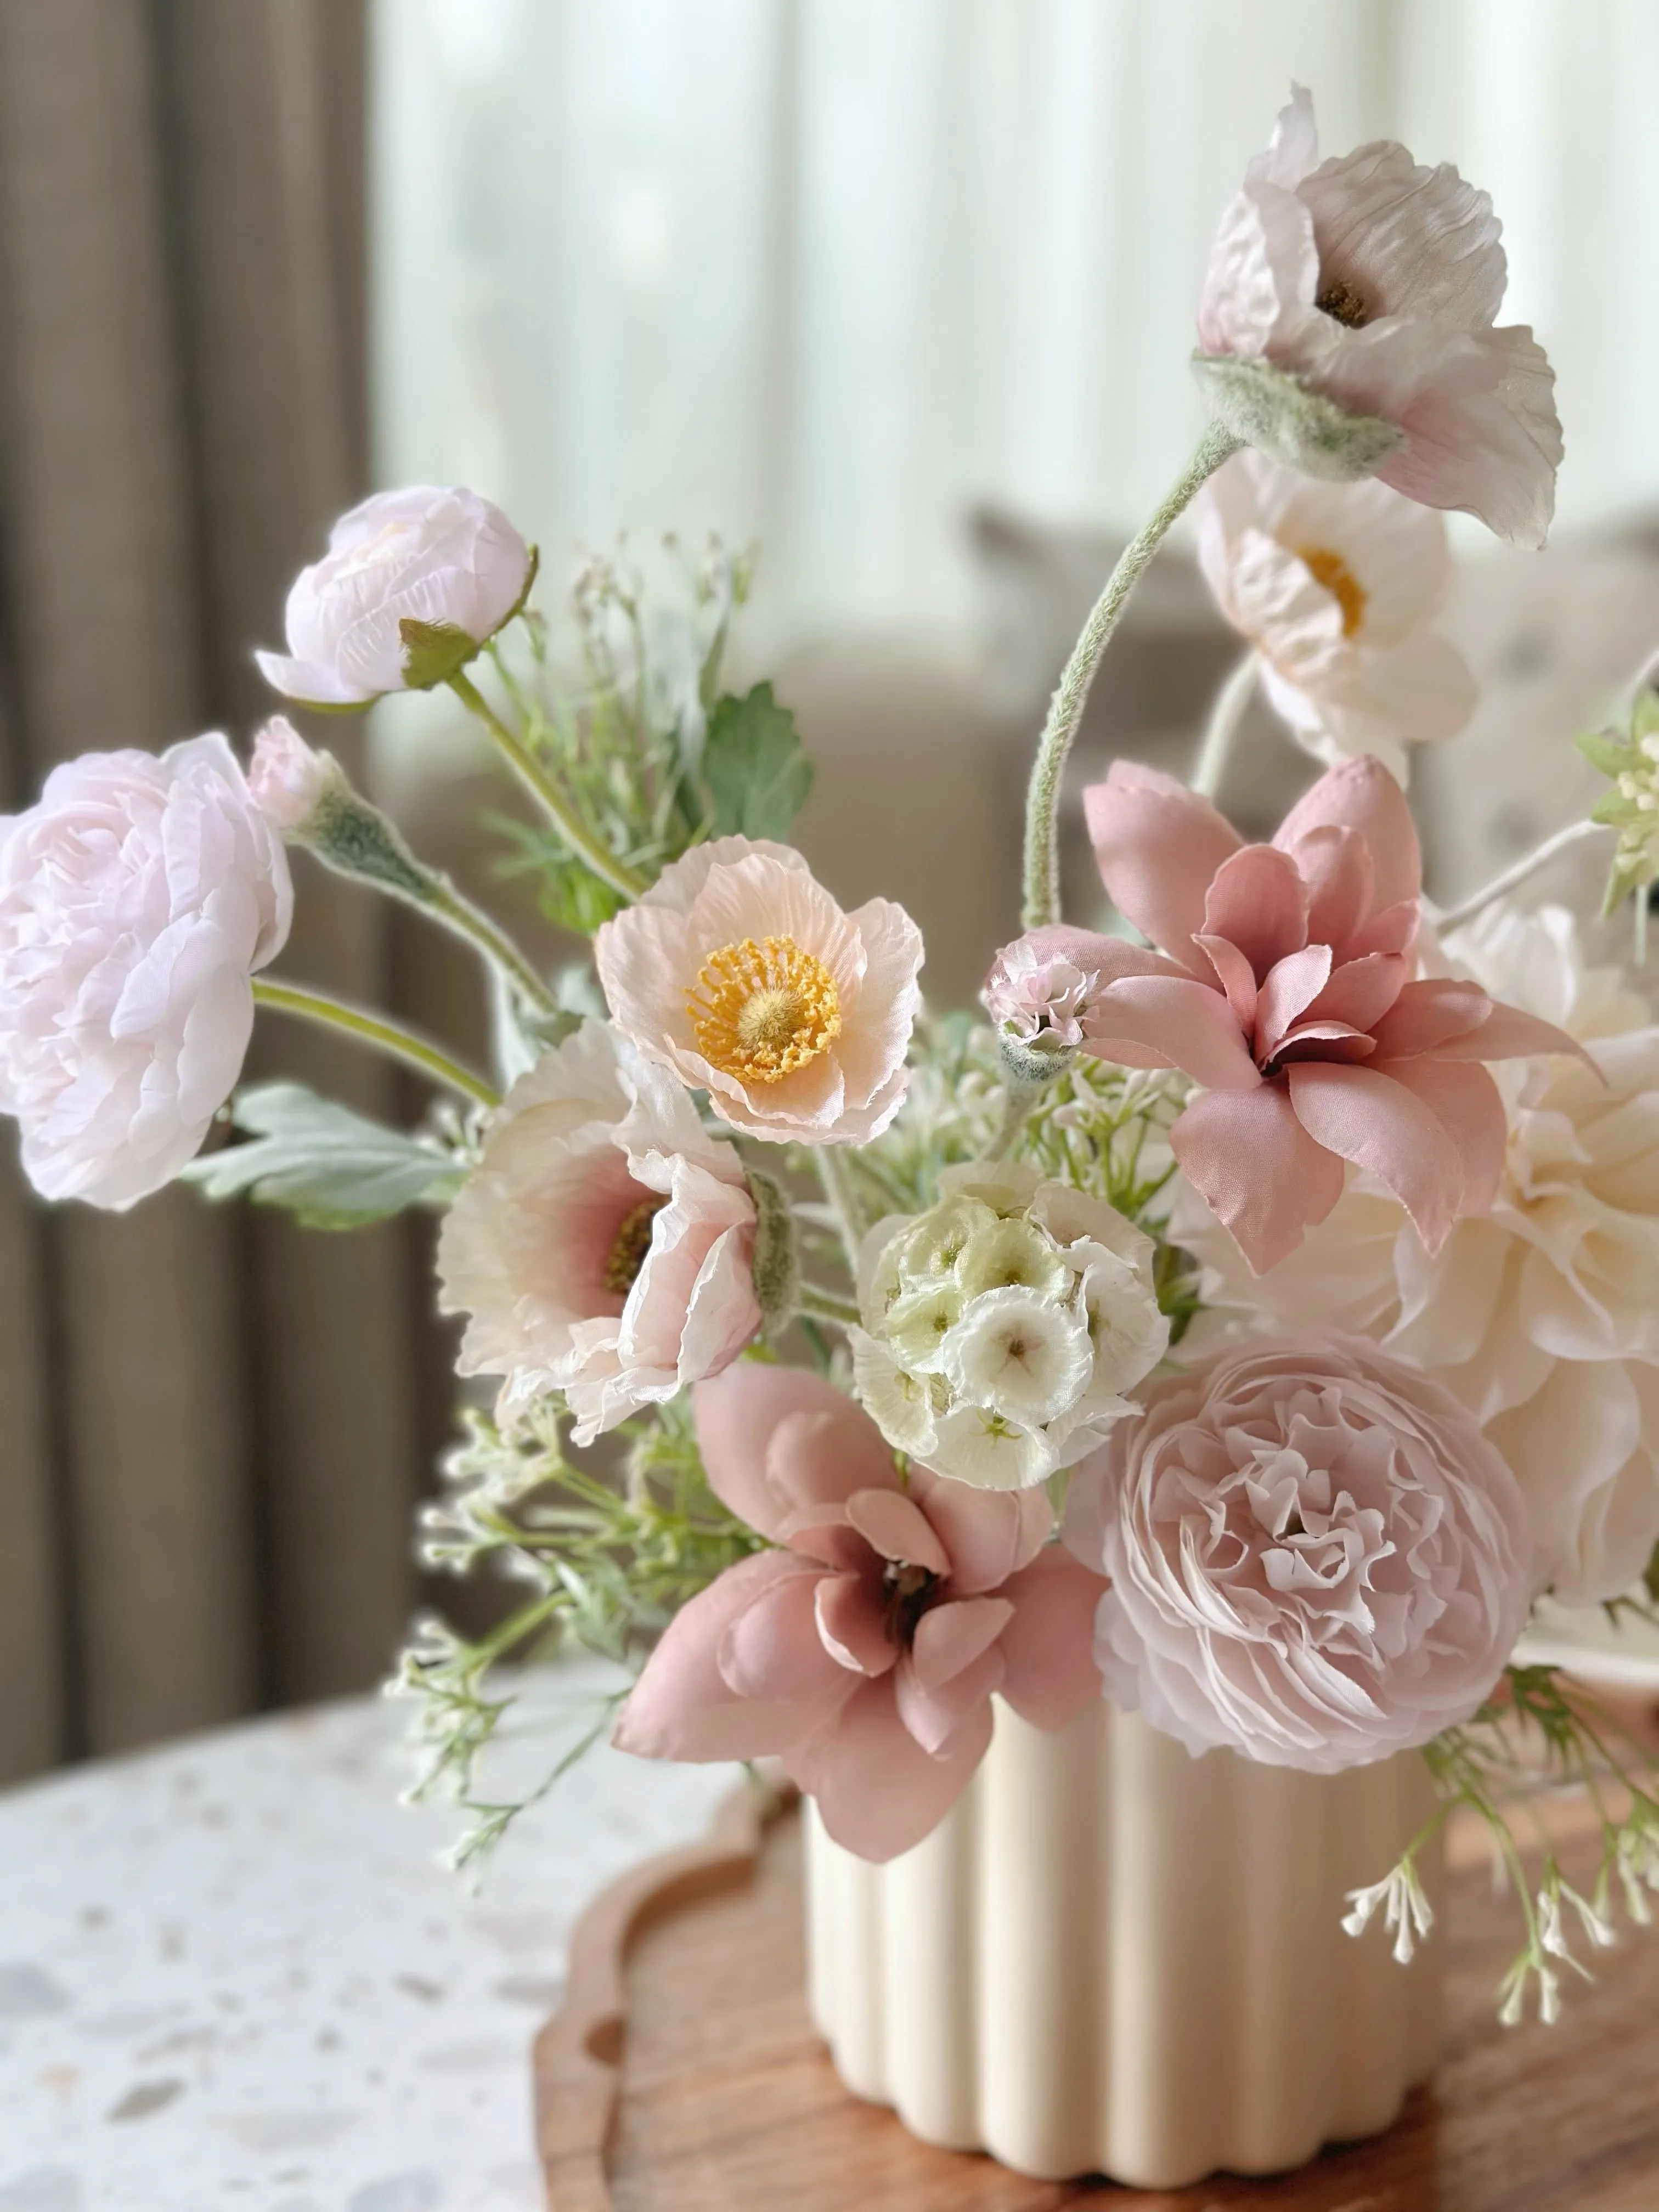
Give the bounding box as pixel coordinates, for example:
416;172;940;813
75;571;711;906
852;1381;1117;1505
0;0;437;1779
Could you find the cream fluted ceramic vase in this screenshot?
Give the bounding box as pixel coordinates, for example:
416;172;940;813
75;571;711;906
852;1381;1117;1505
804;1697;1443;2189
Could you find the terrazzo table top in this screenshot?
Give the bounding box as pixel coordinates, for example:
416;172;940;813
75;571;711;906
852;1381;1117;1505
0;1662;737;2211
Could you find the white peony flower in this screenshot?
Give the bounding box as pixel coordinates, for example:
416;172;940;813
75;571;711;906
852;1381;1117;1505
1195;450;1476;782
1177;904;1659;1604
256;486;532;708
0;735;292;1208
851;1159;1169;1489
594;836;923;1146
436;1020;761;1441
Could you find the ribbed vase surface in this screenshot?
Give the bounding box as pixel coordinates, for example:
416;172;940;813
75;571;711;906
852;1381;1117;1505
803;1697;1442;2188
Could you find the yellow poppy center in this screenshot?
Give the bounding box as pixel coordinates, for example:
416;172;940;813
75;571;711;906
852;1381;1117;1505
605;1197;665;1296
1297;545;1368;639
687;934;842;1086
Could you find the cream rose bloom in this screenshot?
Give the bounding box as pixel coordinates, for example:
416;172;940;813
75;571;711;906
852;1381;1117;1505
1064;1334;1531;1771
1195;451;1476;782
0;735;292;1209
1178;905;1659;1604
436;1020;761;1441
256;486;532;708
850;1160;1170;1491
593;837;923;1145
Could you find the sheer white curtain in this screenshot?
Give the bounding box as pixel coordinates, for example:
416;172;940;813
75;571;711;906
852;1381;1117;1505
371;0;1659;650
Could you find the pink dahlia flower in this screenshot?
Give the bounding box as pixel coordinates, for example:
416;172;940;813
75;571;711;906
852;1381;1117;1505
614;1364;1105;1860
436;1022;761;1441
1197;84;1561;549
1064;1334;1532;1773
0;735;292;1208
1035;755;1582;1275
594;837;923;1146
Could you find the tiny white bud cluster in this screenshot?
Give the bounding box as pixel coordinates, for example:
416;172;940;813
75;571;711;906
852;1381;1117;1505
1341;1856;1436;1965
849;1160;1170;1491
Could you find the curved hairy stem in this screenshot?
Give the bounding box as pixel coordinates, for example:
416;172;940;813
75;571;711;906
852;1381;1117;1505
1021;422;1241;929
1434;820;1612;934
252;978;499;1108
1190;648;1259;801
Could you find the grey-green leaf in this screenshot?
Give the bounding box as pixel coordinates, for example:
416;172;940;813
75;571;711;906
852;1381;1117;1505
702;682;814;840
180;1081;463;1227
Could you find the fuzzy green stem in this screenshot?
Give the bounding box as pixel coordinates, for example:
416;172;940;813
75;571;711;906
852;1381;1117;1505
814;1146;867;1277
251;978;499;1108
1190;648;1259;802
1021;422;1242;929
425;881;561;1016
795;1282;861;1328
447;669;647;902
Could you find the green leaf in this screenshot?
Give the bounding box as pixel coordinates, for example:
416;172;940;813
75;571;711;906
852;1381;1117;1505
1576;728;1632;780
180;1081;462;1227
701;682;814;840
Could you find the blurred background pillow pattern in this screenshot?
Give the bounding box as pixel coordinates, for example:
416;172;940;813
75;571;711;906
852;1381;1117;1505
3;0;1656;1780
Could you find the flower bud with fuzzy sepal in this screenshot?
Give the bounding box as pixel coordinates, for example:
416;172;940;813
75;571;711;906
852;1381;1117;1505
849;1160;1170;1491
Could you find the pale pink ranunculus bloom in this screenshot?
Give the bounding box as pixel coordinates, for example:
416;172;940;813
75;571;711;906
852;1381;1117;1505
1177;905;1659;1606
1047;754;1582;1274
0;735;293;1209
1196;451;1476;783
593;837;923;1145
436;1020;761;1442
614;1364;1105;1860
247;715;337;832
983;931;1101;1046
1198;84;1562;549
1064;1333;1532;1773
256;486;532;708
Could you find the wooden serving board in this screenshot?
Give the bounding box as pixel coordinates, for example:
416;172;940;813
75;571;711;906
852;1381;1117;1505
534;1778;1659;2210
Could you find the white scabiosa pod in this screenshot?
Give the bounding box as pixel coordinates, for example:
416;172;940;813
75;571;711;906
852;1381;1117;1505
850;1160;1170;1490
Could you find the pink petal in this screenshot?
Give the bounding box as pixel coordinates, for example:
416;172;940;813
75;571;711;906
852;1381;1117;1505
1373;1056;1506;1217
614;1553;840;1763
894;1645;1007;1758
1293;826;1374;952
693;1367;891;1538
1170;1082;1346;1274
996;923;1187;989
1367;977;1492;1059
1286;1060;1465;1254
1346;898;1420;961
996;1550;1108;1731
1272;1022;1377;1063
1086;975;1261;1091
719;1567;858;1703
845;1488;952;1575
1201;845;1309;981
1304;953;1407;1036
782;1513;874;1571
1194;932;1259;1031
1082;760;1242;971
909;1469;1052;1595
1379;326;1561;551
814;1573;898;1678
1431;1000;1595;1070
786;1677;994;1863
769;1404;900;1517
1255;944;1333;1060
1273;757;1421;912
909;1595;1016;1691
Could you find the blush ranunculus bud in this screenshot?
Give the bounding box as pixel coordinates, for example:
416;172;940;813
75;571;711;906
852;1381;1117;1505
1064;1333;1532;1773
0;735;293;1208
247;715;342;832
255;486;533;708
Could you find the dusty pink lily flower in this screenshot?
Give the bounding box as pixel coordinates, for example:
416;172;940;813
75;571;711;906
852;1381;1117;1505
1197;84;1561;548
1019;755;1582;1275
614;1364;1105;1860
1064;1334;1532;1773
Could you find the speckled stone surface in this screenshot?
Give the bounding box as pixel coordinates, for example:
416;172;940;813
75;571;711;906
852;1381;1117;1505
0;1662;736;2210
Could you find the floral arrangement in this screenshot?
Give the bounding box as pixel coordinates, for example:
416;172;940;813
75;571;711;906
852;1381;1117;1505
8;85;1659;2028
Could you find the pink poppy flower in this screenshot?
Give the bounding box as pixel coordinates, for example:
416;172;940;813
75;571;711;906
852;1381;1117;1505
1197;85;1561;549
1014;755;1582;1276
613;1365;1105;1860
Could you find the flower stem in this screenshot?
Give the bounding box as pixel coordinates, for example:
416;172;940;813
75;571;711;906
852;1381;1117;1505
1433;820;1613;934
251;978;500;1108
795;1282;861;1328
1190;648;1259;801
424;881;561;1017
447;670;648;903
1020;421;1242;930
814;1146;867;1277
